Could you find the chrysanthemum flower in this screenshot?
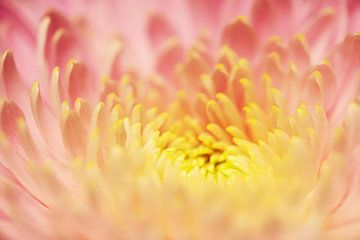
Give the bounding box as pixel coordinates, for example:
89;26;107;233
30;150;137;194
1;0;360;239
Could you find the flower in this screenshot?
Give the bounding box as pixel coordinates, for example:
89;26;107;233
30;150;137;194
1;0;360;239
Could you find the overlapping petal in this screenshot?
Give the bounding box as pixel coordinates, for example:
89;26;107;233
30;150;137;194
0;0;360;239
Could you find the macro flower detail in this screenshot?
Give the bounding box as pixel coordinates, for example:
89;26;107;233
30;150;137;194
1;0;360;239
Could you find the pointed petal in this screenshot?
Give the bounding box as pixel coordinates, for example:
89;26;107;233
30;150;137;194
30;81;64;158
221;17;258;59
155;38;183;79
62;109;87;159
288;35;311;71
0;51;27;104
66;60;93;104
147;13;176;50
0;99;39;159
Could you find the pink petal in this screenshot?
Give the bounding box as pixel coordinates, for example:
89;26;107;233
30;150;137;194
221;17;258;60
